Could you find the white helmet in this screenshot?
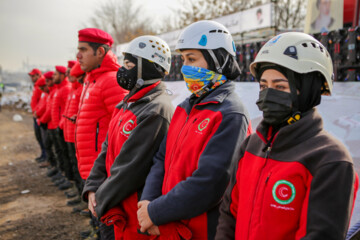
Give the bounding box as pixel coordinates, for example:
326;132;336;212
123;35;171;74
250;32;333;95
175;20;236;56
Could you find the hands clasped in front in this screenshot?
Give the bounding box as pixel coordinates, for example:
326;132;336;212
137;200;160;235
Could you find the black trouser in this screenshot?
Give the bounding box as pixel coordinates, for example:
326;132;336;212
66;142;83;194
39;123;56;166
48;129;63;171
55;128;73;181
33;117;46;159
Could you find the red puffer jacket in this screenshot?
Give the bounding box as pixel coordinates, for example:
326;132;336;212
34;91;48;124
39;86;57;129
30;79;43;112
75;51;128;180
62;81;82;143
51;78;71;129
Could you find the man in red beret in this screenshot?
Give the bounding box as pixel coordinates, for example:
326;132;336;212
49;65;74;190
61;62;85;206
28;68;46;163
38;71;59;172
76;28;128;239
33;74;57;170
66;60;77;77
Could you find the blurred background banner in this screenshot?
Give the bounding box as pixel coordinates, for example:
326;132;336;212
305;0;344;34
213;3;273;35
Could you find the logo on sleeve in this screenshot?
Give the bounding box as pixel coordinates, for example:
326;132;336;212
122;119;135;135
272;180;296;205
198;118;210;131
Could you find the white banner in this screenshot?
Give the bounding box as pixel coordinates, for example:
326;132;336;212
115;3;274;54
214;3;273;34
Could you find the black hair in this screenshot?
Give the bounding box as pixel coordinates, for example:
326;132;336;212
87;42;110;56
200;48;240;80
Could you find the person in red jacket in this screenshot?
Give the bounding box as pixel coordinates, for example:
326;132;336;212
62;61;85;205
215;32;358;240
29;68;46;162
82;35;174;240
137;20;251;240
38;71;59;172
49;65;74;190
33;76;53;168
75;28;128;239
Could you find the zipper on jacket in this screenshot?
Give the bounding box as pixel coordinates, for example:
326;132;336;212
247;146;272;239
164;114;191;190
265;171;272;184
264;146;271;159
95;122;99;152
75;81;90;157
59;107;61;123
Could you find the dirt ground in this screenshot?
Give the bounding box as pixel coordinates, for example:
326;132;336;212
0;108;89;240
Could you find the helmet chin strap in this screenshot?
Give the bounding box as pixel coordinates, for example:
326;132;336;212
284;69;302;125
194;49;229;97
123;56;160;105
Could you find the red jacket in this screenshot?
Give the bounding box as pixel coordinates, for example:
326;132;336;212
39;86;57;129
34;91;48;121
62;81;82;143
215;109;358;240
51;78;71;129
75;51;128;180
30;81;43;112
141;81;251;239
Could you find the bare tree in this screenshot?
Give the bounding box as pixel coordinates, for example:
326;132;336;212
274;0;307;30
168;0;258;30
163;0;306;33
86;0;154;44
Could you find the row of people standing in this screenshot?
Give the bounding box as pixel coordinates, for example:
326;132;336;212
29;19;357;240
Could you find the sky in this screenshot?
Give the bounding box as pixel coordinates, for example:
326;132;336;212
0;0;176;72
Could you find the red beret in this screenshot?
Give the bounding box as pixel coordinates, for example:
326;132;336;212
55;66;67;74
35;76;46;87
28;68;42;76
44;71;54;80
70;62;85;77
68;60;77;69
78;28;114;47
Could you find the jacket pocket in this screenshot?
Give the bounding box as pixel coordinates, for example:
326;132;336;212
95;122;99;152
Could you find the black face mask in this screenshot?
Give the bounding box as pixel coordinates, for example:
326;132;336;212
117;66;138;90
256;88;293;126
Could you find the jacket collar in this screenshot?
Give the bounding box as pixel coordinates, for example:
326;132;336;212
197;80;234;105
55;77;69;89
256;108;323;150
115;81;165;109
71;80;82;90
86;51;120;82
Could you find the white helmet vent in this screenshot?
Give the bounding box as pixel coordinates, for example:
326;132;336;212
209;29;229;34
301;42;329;57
